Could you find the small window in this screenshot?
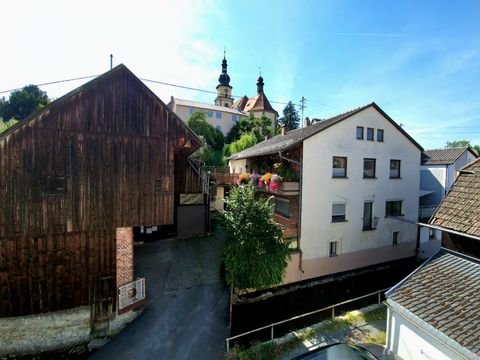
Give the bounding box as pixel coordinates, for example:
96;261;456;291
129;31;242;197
43;175;65;196
332;203;346;222
392;231;400;246
275;197;290;218
189;108;194;114
216;112;222;119
363;201;374;230
332;156;347;178
224;103;228;107
356;126;364;140
363;158;376;178
390;160;401;178
367;128;374;141
232;114;239;122
207;111;213;117
386;200;403;217
377;129;384;142
329;241;338;257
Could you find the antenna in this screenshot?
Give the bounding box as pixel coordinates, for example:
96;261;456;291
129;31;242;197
110;54;113;70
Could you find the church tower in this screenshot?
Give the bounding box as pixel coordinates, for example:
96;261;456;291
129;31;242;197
215;53;234;107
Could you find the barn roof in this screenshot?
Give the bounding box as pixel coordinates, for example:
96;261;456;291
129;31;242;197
0;64;202;149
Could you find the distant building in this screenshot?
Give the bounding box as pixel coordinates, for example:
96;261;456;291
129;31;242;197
168;54;279;136
418;147;477;256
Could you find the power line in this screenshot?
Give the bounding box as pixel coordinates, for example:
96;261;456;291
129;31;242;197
0;75;99;95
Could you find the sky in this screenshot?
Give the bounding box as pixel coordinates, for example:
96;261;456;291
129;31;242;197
2;0;480;149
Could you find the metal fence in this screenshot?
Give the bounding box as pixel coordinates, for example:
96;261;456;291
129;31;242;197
118;278;146;314
226;287;389;352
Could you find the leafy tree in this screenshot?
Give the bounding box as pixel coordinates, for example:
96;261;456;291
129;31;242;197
187;111;224;150
225;113;273;144
278;101;300;130
0;119;19;134
224;132;258;157
222;185;290;290
0;85;49;121
445;139;480;155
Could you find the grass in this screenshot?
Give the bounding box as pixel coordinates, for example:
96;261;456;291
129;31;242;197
226;304;388;360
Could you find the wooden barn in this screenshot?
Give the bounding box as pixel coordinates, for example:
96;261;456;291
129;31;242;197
0;64;207;354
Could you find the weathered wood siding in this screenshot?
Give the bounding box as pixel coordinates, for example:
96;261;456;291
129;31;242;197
0;65;201;317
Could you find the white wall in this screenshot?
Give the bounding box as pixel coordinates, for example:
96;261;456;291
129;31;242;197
229;158;250;174
386;306;474;360
300;107;420;267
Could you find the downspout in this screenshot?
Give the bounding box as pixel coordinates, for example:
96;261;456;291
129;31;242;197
278;151;304;274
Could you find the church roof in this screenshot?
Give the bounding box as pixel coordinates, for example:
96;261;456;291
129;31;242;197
231;96;249;111
243;92;278;115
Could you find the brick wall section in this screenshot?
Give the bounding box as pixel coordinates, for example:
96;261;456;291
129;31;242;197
116;227;134;288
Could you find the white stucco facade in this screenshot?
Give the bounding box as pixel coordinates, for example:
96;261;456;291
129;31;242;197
168;98;247;136
296;107;420;281
386;305;478;360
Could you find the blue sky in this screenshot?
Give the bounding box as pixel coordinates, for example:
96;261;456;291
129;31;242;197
2;0;480;149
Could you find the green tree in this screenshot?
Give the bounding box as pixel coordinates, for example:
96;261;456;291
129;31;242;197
224;132;258;157
445;139;480;155
187;111;224;150
222;185;290;290
278;101;300;130
0;85;49;121
0;119;19;134
225;113;273;144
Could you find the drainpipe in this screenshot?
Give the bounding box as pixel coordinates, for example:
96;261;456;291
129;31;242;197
278;151;304;274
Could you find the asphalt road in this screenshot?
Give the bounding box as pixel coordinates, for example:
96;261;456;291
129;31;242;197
91;230;229;360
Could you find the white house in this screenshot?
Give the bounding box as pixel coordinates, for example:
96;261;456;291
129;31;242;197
385;248;480;360
418;147;477;256
167;97;247;136
228;103;423;284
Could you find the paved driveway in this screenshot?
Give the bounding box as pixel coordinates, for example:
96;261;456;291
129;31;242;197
92;229;229;360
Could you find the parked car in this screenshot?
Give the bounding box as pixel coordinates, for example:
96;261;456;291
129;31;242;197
292;342;378;360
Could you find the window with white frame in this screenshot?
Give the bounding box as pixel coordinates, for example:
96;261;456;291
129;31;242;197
332;156;347;178
329;241;338;257
390;159;401;178
386;200;403;217
392;231;400;246
332;203;346;222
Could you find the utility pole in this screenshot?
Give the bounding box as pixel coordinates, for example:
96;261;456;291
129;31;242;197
110;54;113;70
299;96;306;127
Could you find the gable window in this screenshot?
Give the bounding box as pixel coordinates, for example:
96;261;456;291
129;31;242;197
275;197;290;218
363;158;376;178
363;201;374;230
377;129;384;142
332;203;346;223
332;156;347;178
207;111;213;118
356;126;364;140
386;200;403;217
216;112;222;119
392;231;400;246
329;241;338;257
390;160;401;178
367;128;374;141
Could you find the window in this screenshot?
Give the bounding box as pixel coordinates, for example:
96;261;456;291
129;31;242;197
392;231;400;246
429;228;436;239
189;108;194;114
275;197;290;218
367;128;374;141
43;175;65;196
207;111;213;118
224;103;228;107
329;241;338;257
216;125;222;132
386;200;403;217
332;203;346;222
390;160;401;178
377;129;384;142
216;112;222;119
363;158;376;178
332;156;347;178
356;126;364;140
363;201;374;230
232;114;239;122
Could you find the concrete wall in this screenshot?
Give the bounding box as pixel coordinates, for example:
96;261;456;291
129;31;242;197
386;306;473;360
0;307;91;356
299;107;420;272
420;165;446;206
